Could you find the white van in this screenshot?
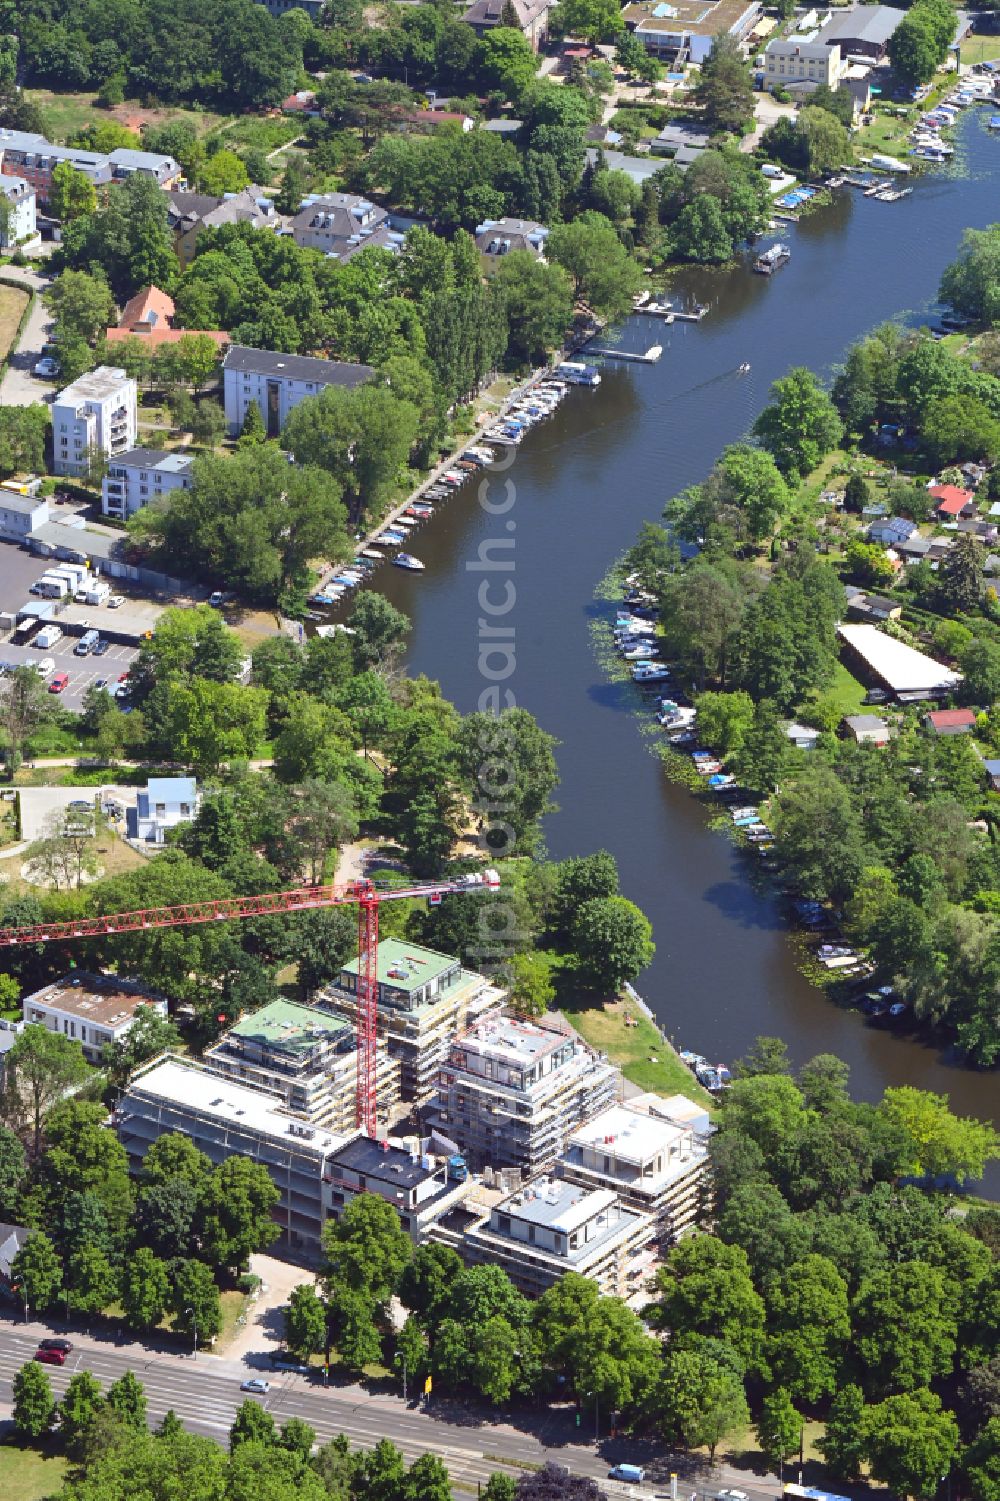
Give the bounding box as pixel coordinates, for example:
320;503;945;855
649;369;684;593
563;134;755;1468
34;657;55;678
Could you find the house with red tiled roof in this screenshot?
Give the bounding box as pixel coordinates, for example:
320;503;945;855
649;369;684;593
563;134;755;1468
929;484;975;519
924;707;977;735
106;284;229;353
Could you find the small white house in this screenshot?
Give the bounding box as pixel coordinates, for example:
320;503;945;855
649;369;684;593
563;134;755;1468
129;776;200;845
783;721;822;751
0;176;36;248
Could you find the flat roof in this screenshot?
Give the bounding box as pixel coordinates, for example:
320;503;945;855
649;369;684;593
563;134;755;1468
458;1013;568;1064
838;623;962;696
56;366;130;402
0;493;45;514
331;1134;441;1188
145;776;197;802
125;1056;346;1155
110;447;193;474
625;0;759;38
817;5;904;44
500;1177;619;1233
228;998;350;1057
341;938;458;993
222;345;373;388
569;1101;689;1162
24;971;163;1027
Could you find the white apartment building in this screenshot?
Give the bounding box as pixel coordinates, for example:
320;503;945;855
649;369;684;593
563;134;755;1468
0;176;36;248
52;366;137;478
453;1176;656;1299
22;971;168;1064
101;447;194;519
559;1092;712;1243
764;38;845;89
222;345;374;439
325;1136;470;1242
116;1055;348;1255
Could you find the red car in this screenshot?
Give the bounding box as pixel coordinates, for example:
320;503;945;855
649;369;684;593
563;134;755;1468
35;1347;67;1365
48;672;69;694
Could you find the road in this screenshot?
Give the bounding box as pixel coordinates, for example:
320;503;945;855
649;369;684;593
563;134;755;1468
0;1318;786;1500
0;264;56;407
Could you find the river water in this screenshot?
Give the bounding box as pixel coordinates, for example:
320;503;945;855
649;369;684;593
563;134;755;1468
374;111;1000;1187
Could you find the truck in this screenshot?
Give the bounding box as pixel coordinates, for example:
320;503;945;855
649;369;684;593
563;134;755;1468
447;1155;468;1183
34;625;62;650
35;574;70;598
76;581;110;606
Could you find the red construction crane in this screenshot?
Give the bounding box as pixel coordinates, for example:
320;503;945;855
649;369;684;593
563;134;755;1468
0;870;500;1138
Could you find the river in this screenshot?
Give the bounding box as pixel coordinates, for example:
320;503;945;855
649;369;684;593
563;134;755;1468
372;110;1000;1188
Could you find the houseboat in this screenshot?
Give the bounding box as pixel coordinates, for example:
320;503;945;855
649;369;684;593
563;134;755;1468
753;243;791;275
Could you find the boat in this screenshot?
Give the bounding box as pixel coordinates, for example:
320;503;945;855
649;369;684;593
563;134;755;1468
394;553;425;572
632;663;671;683
557;360;602;387
753;243;791;275
307;592;337;607
738;362;751;374
362;548;383;560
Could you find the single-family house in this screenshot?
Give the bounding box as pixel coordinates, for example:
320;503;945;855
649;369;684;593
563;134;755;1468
985;553;1000;575
843;714;891;746
960;462;987;489
462;0;552;49
924;708;976;736
399;109;475;133
585;125;624;148
867;515;915;546
783;721;821;751
956;516;998;542
128;776;200;844
929;484;976;519
651;122;712;162
895;534;933;562
848;593;903;623
984;759;1000;791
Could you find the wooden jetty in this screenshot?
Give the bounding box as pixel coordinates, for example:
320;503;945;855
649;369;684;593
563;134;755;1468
590;344;663;363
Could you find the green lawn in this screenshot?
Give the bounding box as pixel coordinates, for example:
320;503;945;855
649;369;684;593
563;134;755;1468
801;660;868;721
561;993;714;1106
213;1289;252;1353
961;33;1000;63
0;1443;68;1501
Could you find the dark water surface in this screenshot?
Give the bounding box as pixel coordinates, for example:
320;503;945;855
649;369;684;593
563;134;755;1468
377;113;1000;1188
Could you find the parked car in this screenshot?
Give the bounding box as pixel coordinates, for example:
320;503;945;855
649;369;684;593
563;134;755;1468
34;658;55;678
48;672;70;694
93;639;110;656
35;1347;67;1365
94;678;109;690
208;591;225;607
240;1377;270;1394
108;595;125;609
33;356;59;378
38;1338;73;1354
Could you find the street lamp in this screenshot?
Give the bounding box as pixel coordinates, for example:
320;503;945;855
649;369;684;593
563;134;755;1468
185;1306;197;1359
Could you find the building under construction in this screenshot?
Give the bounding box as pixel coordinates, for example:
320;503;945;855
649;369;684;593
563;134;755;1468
318;938;505;1102
205;998;401;1134
427;1012;619;1174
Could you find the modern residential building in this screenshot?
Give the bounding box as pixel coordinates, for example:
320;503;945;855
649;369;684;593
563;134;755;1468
815;5;906;62
623;0;762;66
205;998;401;1134
106;148;182;188
222;345;374;438
462;0;552;50
763;38;845;89
101;448;195;520
166;186;279;269
319;939;505;1102
289;192;402;261
651;122;711;165
428;1013;619;1174
558;1093;711;1243
22;971;168;1065
325;1136;470;1241
474;217;549;271
0;130;112;205
455;1176;656;1298
52;366;137;478
128;776;200;844
0;176;36;247
116;1055;347;1255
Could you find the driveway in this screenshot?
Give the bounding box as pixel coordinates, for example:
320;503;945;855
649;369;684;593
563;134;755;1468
742;94;798;153
219;1253;317;1368
0;265;56;407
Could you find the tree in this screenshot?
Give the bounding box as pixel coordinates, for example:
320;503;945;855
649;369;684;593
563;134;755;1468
350;592;411;672
0;666;51;772
407;1453;454;1501
12;1358;55;1441
398;1243;464;1326
653;1236;765;1369
546;213;643;319
49;162;97;223
659;1347;750;1459
45;269;115;345
199;1156;280;1273
571;895;654;992
940;224;1000;325
106;1370;147;1430
863;1390;960;1499
553;0;624;42
695;691;754;757
938;533;984;614
230;1399;278;1448
169;1258;222;1344
924;395;1000;466
878;1088;1000;1183
332;1287;383;1372
753;367;844;477
889;10;946;86
478;28;538;99
960;637;1000;705
395;1316;429;1388
199;149;250;196
122;1247;170;1332
59;1369;104;1459
458;707;559;856
0;1122;26;1216
286;1282;328;1358
772;769;865;903
695;33;754;134
323;1194;412;1305
853;1261;957;1396
58;172;177;301
240;399;266;445
818;1383;867;1482
67;1244;119;1318
282;382;417;517
966;1417;1000;1501
767;1254;851;1404
2;1024;89;1157
280;1415;317;1461
102;1005;180;1093
507;951;555;1018
491;253;573;364
11;1230;62;1314
798;106;852;178
756;1388;803;1472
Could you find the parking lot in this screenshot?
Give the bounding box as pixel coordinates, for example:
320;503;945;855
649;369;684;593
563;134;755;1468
0;634;137;711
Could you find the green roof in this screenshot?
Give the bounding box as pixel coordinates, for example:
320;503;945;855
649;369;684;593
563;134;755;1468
229;999;349;1057
341;938;458;993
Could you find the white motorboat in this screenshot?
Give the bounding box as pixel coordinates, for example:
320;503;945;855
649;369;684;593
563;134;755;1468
394;553;425;571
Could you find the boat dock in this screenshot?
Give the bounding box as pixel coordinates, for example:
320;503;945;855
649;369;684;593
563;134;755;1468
590;344;663;363
671;306;708;322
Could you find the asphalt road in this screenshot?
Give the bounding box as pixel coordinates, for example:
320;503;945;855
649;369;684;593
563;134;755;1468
0;264;57;408
0;1318;786;1501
